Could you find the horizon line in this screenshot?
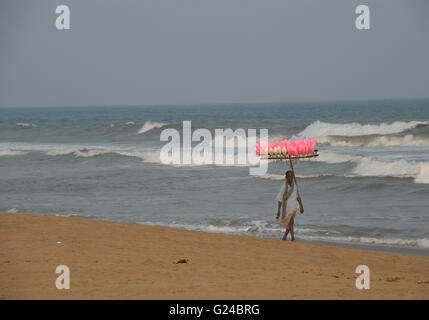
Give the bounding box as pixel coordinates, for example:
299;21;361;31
1;97;429;109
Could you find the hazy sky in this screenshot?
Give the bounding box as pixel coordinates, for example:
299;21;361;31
1;0;429;107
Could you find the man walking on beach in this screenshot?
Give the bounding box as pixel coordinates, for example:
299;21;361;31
275;170;300;241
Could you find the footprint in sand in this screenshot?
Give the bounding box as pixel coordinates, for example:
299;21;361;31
386;277;400;282
174;259;189;264
417;280;429;284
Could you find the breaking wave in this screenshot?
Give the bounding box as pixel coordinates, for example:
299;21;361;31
5;208;19;213
310;152;429;184
138;150;259;168
310;152;362;164
0;150;28;156
257;173;335;180
16;122;38;128
298;120;429;139
137;121;170;134
46;148;147;160
146;220;429;249
352;157;429;184
317;134;429;147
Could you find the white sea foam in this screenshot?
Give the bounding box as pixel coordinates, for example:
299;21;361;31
317;134;429;147
352;157;429;183
150;220;429;249
267;135;287;141
139;150;257;167
257;173;334;180
116;151;147;160
299;120;429;138
0;149;28;156
309;152;429;184
137;121;170;134
299;235;429;249
414;165;429;184
310;152;362;164
6;208;19;213
16;122;38;128
140;146;429;183
137;150;162;163
46;148;111;158
257;174;284;180
46;148;148;160
203;224;429;248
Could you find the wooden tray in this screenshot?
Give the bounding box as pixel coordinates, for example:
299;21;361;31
260;150;319;160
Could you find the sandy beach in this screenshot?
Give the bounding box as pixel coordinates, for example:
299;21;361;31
0;212;428;300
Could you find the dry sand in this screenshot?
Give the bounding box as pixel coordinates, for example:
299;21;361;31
0;212;428;299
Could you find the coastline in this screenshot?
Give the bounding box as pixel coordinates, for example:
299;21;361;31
1;212;428;299
302;240;429;258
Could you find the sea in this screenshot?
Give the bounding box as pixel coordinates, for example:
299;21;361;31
1;100;428;253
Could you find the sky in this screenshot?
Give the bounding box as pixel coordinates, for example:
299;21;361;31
1;0;429;107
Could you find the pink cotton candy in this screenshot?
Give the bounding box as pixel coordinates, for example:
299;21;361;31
310;139;316;153
259;141;268;154
254;137;315;156
288;145;298;156
296;142;302;154
286;140;293;154
308;139;313;153
297;140;304;154
254;143;260;155
302;140;309;154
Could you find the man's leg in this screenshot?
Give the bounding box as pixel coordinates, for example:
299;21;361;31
286;206;299;241
290;218;295;241
276;202;282;219
282;228;290;240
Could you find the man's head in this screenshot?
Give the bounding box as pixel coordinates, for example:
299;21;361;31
285;170;294;184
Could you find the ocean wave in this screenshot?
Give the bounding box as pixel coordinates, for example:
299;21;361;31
46;148;147;160
198;224;429;248
137;121;170;134
138;150;257;167
352;157;429;184
257;173;284;180
46;148;113;158
310;152;362;164
257;173;335;180
144;220;429;249
267;135;287;141
298;120;429;138
5;208;19;213
309;152;429;184
0;149;29;156
318;134;429;147
299;235;429;249
16;122;38;128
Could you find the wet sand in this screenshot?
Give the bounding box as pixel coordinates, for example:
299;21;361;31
1;212;428;299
